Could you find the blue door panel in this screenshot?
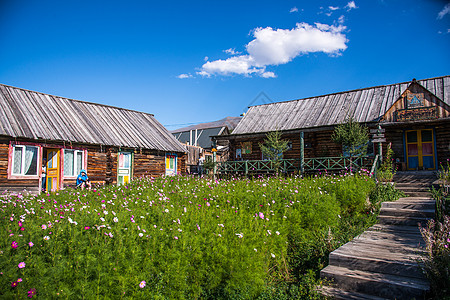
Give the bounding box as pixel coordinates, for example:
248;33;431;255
408;157;418;169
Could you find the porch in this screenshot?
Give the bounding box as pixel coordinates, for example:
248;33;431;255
215;155;379;176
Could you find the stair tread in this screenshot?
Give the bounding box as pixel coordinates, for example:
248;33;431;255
380;207;435;213
331;247;424;264
369;224;422;233
321;265;430;290
318;285;389;300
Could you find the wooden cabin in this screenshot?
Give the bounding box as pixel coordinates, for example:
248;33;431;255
0;84;186;194
216;76;450;172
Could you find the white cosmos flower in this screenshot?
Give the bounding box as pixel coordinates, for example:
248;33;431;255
113;217;119;223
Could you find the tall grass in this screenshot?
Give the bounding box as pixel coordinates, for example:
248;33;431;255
1;173;377;299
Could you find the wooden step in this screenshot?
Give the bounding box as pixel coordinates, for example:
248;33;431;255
329;250;425;279
377;215;431;226
318;285;389;300
320;265;430;300
379;207;435;218
381;200;435;210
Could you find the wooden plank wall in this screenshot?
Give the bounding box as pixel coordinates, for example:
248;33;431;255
435;122;450;165
0;139;40;194
383;83;450;122
229;130;343;161
0;137;186;193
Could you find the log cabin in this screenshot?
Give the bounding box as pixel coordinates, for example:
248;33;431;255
215;76;450;173
0;83;187;194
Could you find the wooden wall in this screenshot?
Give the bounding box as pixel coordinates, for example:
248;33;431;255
383;82;450;122
0;138;39;194
229;130;343;161
0;137;186;194
435;122;450;165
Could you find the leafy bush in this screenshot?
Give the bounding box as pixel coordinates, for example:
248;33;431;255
369;182;404;211
419;216;450;299
1;174;377;299
376;146;396;182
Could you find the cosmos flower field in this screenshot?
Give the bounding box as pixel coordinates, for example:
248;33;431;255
1;173;378;299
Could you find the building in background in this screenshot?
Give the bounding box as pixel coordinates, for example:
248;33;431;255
0;84;186;194
216;76;450;172
172;117;241;174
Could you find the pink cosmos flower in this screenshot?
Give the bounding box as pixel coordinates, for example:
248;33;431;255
41;224;47;230
17;278;23;283
84;226;90;230
28;242;34;247
18;262;25;269
11;241;18;249
11;281;18;287
258;212;264;219
28;288;37;298
139;281;146;288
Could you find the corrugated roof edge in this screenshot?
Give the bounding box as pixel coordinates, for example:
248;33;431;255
0;83;155;117
247;75;450;108
0;83;187;153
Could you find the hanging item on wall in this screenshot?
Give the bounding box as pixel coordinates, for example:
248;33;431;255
236;149;242;159
241;142;252;154
406;92;424;108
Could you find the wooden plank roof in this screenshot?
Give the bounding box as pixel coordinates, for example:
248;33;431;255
0;84;186;152
232;76;450;135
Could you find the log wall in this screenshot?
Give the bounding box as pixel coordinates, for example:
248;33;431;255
229;130;343;161
0;137;186;194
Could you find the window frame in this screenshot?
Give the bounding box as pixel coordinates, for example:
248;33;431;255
62;149;85;178
8;143;41;179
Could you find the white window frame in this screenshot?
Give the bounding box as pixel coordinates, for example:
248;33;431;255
63;149;85;177
11;145;40;177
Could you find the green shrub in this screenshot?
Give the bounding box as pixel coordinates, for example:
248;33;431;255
1;174;376;299
419;216;450;299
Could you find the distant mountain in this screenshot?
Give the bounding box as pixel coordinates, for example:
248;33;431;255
171;117;242;133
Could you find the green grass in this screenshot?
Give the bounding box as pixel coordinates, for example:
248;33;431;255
1;173;380;299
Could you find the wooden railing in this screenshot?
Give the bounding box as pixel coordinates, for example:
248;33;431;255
216;156;375;175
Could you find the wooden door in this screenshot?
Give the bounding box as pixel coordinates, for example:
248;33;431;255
117;152;132;185
46;149;60;191
406;129;435;170
165;154;177;176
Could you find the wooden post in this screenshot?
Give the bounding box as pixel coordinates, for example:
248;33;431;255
212;139;217;179
300;131;304;175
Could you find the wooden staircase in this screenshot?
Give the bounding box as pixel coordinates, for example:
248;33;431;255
319;172;436;299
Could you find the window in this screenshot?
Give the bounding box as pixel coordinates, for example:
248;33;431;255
64;149;84;176
12;145;39;176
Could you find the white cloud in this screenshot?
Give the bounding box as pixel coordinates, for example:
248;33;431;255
204;56;209;61
224;48;240;55
329;6;339;11
338;15;345;24
198;22;348;78
345;1;357;11
290;7;298;13
177;73;193;79
437;3;450;20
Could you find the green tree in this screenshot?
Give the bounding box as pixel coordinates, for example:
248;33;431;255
259;131;289;176
332;117;369;158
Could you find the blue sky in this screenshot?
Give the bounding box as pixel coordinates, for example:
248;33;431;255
0;0;449;130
